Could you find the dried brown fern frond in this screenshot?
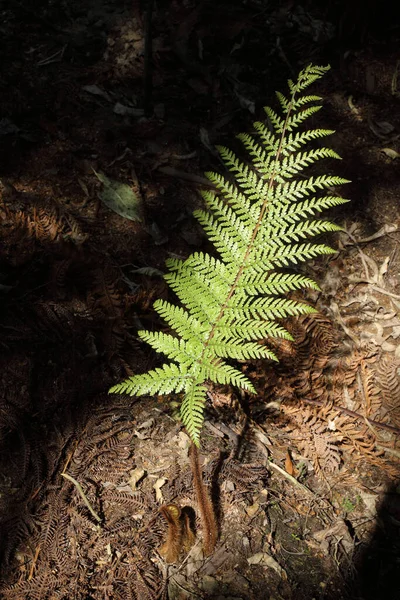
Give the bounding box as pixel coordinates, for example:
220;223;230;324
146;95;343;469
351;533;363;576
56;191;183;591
287;312;338;371
221;459;268;490
50;259;73;299
34;204;61;242
282;403;343;475
1;187;87;252
1;572;60;600
359;360;383;420
89;266;123;317
33;301;75;341
130;561;161;600
377;356;400;427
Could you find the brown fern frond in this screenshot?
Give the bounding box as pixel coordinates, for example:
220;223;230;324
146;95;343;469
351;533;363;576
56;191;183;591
89;266;123;317
377;356;400;427
313;433;342;472
221;459;268;489
34;204;61;242
283;402;343;475
102;489;148;512
1;573;59;599
33;302;74;341
49;514;71;570
131;561;159;600
360;360;383;420
293;313;337;368
59;209;87;244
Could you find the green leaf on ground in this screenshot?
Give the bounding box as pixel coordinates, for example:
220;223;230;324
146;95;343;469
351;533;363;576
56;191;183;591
94;170;142;222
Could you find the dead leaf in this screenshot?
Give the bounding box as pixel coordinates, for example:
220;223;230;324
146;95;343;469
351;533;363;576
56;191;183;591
128;467;146;492
285;450;298;478
313;519;354;556
153;477;167;503
376;121;395;134
381;147;400;159
77;178;89;197
247;553;287;579
245;502;260;518
199;127;217;155
93;170;143;222
137;418;155;430
113;102;144;117
234;90;255;113
82;84;112;102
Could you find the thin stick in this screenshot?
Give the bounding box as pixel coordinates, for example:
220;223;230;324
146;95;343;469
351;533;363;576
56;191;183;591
28;544;41;581
61;473;102;523
301;398;400;436
266;460;314;497
158;166;216;188
349;280;400;300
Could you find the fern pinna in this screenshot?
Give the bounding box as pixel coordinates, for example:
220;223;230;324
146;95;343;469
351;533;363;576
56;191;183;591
110;64;349;446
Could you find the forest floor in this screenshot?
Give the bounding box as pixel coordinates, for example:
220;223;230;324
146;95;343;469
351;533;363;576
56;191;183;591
0;1;400;598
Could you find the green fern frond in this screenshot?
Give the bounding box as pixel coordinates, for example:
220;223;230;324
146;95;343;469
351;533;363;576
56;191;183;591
180;383;208;445
110;64;350;446
110;363;190;395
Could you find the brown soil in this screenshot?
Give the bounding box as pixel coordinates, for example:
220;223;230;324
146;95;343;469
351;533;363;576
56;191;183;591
1;1;400;599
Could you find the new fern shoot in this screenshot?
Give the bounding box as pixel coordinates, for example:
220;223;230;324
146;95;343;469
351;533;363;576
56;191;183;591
110;64;349;446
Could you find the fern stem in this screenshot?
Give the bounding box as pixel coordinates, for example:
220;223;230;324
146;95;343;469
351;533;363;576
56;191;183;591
189;442;218;555
193;83;298;365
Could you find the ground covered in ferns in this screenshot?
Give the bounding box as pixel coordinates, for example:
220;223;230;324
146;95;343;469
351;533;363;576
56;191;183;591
1;1;400;598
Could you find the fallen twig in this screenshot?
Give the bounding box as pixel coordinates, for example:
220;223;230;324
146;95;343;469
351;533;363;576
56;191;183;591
158;166;216;188
348;279;400;300
61;472;102;523
266;460;315;497
301;398;400;436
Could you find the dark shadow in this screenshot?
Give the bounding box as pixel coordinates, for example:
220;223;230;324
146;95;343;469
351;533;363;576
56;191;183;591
349;481;400;600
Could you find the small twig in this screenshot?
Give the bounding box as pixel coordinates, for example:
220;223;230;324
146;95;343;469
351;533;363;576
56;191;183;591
301;398;400;436
348;279;400;300
358;362;370;416
364;416;381;441
376;444;400;459
266;459;315;497
357;224;398;244
330;301;361;347
280;544;307;556
171;151;197;160
158;166;216;188
28;544;41;581
169;578;203;598
61;473;102;523
342;228;370;279
173;538;202;576
37;45;67;66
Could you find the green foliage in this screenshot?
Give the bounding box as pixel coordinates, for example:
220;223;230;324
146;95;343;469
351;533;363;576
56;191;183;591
93;169;143;222
110;64;350;446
